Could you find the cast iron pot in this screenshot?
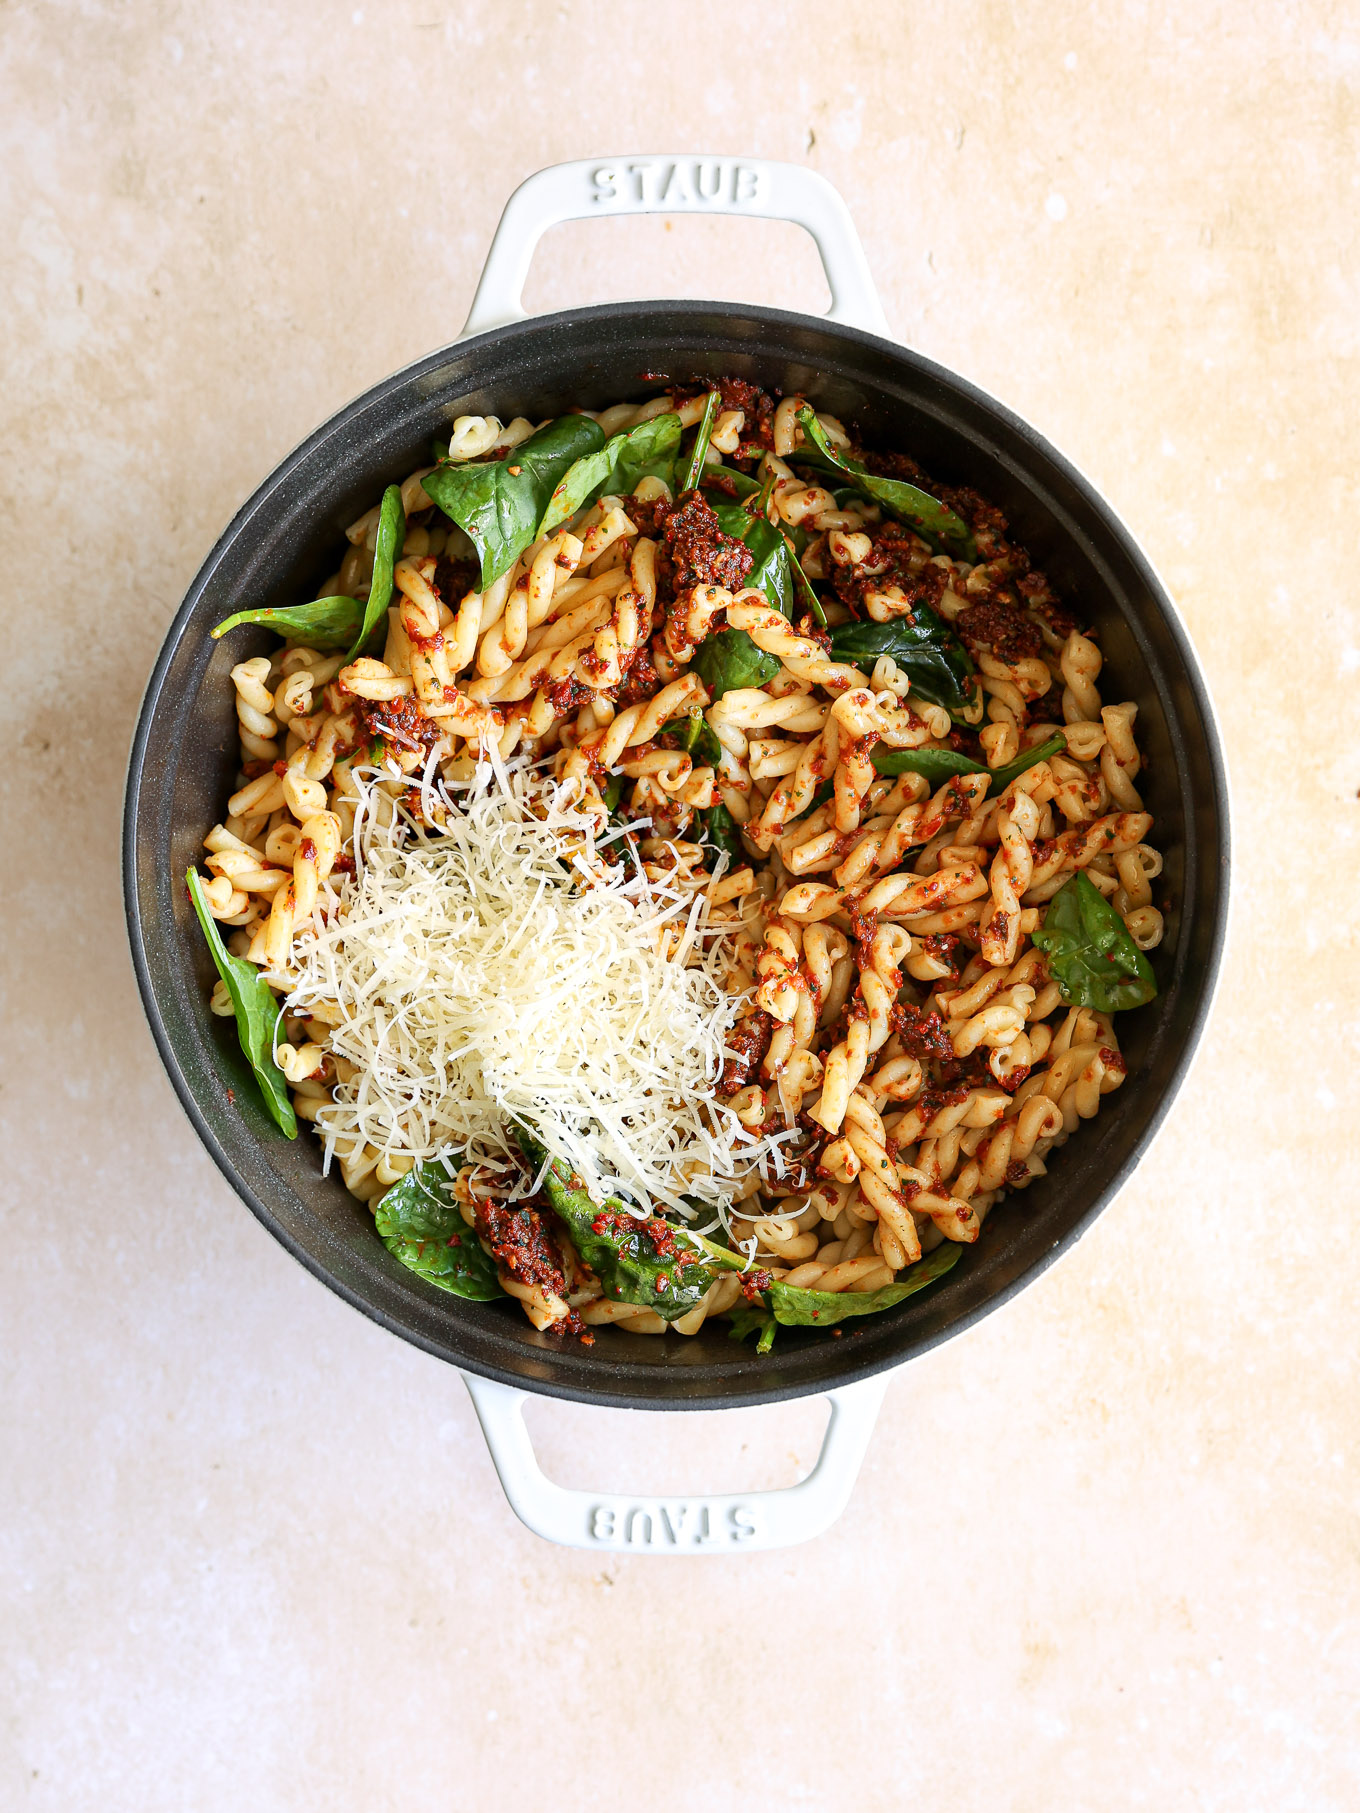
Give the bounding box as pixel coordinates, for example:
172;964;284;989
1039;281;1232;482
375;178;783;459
124;157;1229;1551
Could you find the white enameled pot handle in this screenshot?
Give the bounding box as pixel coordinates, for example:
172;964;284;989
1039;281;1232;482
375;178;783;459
461;155;889;340
462;1371;887;1552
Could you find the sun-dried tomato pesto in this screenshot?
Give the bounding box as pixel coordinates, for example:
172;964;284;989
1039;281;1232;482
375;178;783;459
890;1003;958;1063
956;597;1044;665
719;1010;773;1095
474;1197;586;1336
354;693;443;755
830;522;948;619
589;1210;707;1276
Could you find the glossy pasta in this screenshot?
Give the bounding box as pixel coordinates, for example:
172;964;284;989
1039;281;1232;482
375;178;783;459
192;376;1164;1348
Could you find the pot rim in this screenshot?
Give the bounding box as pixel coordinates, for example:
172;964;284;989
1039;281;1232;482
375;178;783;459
124;297;1231;1410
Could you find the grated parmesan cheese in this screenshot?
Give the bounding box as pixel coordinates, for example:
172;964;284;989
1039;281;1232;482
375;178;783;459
286;758;792;1220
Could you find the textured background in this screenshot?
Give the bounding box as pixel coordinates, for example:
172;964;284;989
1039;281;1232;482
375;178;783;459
4;2;1359;1807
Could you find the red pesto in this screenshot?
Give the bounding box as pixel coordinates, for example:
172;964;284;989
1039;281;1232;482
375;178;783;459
589;1210;705;1275
920;932;963;980
891;1003;957;1063
719;1010;773;1095
830;522;948;620
845;896;881;971
956;597;1043;665
357;693;443;755
662;491;754;597
475;1196;588;1338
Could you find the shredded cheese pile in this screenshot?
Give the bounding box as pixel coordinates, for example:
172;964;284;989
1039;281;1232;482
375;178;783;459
287;759;791;1218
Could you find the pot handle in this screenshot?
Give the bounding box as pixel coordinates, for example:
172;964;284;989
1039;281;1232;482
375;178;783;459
462;1370;887;1552
461;155;889;340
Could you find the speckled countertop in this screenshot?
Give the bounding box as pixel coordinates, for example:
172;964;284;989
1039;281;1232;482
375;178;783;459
4;3;1359;1807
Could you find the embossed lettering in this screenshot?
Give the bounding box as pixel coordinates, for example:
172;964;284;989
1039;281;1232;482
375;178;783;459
627;162;660;203
697;1505;721;1545
590;1504;616;1541
591;166;619;204
625;1507;654;1545
733;165;764;204
695;161;724;202
730;1503;761;1542
661;163;694;206
660;1504;693;1543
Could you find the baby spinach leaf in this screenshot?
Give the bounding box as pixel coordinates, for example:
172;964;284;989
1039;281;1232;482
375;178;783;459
699;801;744;865
707;504;795;619
539;412;683;537
423;415;606;590
701;464;763;503
602;772;625;815
828;615;977;718
681;389;720;492
788;539;827;628
692;628;780;701
658;711;723;768
373;1161;505;1300
727;1302;778;1352
872;730;1067;795
212;595;365;650
185;868;296;1138
1031;871;1158;1012
348;485;406;658
769;1242;962;1327
790;407;977;561
517;1130;726;1323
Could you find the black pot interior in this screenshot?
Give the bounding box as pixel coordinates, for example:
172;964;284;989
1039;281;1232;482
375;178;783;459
125;302;1228;1410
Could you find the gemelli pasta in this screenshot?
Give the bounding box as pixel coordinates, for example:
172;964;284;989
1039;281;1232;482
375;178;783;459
190;376;1163;1350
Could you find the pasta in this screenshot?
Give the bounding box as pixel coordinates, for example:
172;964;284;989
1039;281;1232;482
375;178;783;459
190;375;1164;1352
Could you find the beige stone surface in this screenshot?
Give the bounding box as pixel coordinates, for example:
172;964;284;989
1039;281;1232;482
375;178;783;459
3;1;1359;1806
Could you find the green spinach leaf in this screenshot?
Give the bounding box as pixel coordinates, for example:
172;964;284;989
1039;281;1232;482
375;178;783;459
708;504;795;619
423;415;606;590
602;772;625;815
681;389;720;492
539;412;683;537
658;711;723;768
727;1302;778;1353
185;868;296;1138
699;801;744;865
373;1162;505;1300
790;407;977;560
701;464;763;503
692;627;780;700
517;1130;727;1323
212;595;365;650
1031;871;1158;1012
872;730;1067;795
348;485;406;658
828;615;977;719
769;1242;961;1327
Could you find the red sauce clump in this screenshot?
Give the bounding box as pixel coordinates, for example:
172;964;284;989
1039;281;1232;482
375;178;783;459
719;1010;773;1095
890;1002;957;1062
919;933;963;980
357;693;442;755
590;1210;706;1276
956;598;1043;665
474;1198;587;1338
664;491;754;596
